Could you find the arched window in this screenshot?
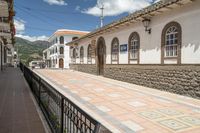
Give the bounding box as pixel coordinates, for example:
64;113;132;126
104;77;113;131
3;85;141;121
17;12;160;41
72;48;76;63
60;47;64;54
111;37;119;63
129;32;140;63
80;46;84;64
161;22;182;64
87;44;92;64
55;47;57;53
60;36;64;44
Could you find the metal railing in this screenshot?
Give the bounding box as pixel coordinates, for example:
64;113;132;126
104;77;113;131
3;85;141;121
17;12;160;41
20;63;100;133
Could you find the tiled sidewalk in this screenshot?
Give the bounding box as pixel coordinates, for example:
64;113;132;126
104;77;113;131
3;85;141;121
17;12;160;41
35;69;200;133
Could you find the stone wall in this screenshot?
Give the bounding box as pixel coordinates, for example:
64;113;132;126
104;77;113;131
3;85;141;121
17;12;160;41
70;64;97;75
104;65;200;99
69;64;200;99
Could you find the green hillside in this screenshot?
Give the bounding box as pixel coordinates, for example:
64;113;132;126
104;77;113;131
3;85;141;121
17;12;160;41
15;37;50;65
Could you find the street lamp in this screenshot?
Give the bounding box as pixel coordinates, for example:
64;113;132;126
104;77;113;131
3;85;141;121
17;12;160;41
142;18;151;34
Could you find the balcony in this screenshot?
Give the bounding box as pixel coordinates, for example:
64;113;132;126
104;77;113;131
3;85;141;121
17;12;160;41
0;1;9;17
58;54;64;58
7;51;12;56
0;23;10;31
0;67;46;133
0;30;11;38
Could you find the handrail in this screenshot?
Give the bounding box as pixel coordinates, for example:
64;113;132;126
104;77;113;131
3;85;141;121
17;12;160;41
19;62;101;133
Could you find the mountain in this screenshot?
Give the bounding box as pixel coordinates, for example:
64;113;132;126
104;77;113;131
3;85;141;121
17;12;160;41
15;37;50;65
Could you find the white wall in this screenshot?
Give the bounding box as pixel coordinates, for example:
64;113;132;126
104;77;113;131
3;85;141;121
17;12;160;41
74;1;200;65
48;34;85;68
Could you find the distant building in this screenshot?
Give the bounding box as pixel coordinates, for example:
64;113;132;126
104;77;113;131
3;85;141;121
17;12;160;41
66;0;200;97
0;0;15;71
43;29;89;69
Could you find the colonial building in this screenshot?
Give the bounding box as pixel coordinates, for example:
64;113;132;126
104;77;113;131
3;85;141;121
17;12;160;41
67;0;200;98
43;29;89;69
0;0;15;71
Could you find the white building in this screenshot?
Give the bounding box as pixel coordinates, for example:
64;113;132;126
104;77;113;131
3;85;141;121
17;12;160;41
66;0;200;98
43;29;89;69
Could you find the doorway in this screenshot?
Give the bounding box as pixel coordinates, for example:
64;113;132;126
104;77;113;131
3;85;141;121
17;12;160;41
59;58;64;68
97;37;106;75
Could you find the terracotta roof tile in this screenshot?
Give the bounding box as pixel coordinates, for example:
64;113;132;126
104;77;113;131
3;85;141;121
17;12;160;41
66;0;191;45
55;30;89;36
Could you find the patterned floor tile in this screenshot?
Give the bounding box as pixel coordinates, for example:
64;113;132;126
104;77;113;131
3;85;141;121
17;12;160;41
139;111;165;119
157;109;183;116
71;90;78;94
81;97;91;101
158;119;190;131
93;88;104;92
179;116;200;126
192;109;200;113
96;106;111;112
128;101;146;107
63;85;69;88
122;120;144;132
155;98;171;104
107;94;121;98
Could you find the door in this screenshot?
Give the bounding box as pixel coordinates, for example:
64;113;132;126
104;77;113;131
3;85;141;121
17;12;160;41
97;37;106;75
59;58;64;68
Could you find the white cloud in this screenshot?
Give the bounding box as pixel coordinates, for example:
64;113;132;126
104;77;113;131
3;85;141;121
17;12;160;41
75;5;81;11
43;0;67;6
14;19;26;34
14;18;49;42
15;34;49;42
82;0;159;16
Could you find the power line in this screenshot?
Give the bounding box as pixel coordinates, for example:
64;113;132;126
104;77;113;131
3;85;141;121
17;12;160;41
15;6;64;28
20;7;71;24
15;2;82;15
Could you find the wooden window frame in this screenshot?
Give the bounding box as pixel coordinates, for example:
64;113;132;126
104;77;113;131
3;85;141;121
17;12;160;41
60;36;64;44
111;37;119;64
80;46;84;64
161;21;182;64
72;48;76;63
87;44;92;64
128;32;140;64
60;47;64;54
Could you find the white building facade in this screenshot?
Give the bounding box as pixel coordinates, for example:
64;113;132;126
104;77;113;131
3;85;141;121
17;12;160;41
43;29;89;69
67;0;200;98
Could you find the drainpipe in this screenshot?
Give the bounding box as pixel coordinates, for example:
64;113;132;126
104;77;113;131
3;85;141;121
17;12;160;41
1;44;2;71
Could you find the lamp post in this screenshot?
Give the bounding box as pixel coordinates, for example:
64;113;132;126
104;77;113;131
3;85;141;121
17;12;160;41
142;18;151;34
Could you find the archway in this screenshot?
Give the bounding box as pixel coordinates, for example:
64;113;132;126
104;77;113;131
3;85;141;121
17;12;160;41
97;37;106;75
59;58;64;68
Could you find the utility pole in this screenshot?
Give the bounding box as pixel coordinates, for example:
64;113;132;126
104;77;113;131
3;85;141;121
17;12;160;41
100;4;104;28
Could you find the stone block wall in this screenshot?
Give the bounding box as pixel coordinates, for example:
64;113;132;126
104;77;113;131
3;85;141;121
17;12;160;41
70;64;97;75
70;64;200;99
104;65;200;99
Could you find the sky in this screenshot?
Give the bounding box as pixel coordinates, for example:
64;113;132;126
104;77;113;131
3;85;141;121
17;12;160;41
14;0;158;41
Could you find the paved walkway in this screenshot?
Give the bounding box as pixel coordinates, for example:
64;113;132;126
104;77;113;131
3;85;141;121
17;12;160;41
0;68;46;133
36;69;200;133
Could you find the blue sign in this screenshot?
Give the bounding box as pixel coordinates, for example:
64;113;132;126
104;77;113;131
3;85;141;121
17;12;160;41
120;44;128;52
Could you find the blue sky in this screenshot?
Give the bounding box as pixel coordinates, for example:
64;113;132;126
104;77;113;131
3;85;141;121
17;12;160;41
14;0;157;41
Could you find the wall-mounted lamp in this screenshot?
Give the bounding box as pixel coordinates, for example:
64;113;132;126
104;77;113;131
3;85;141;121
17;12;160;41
142;19;151;34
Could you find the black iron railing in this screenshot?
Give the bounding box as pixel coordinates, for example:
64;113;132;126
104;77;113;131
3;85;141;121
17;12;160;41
20;63;100;133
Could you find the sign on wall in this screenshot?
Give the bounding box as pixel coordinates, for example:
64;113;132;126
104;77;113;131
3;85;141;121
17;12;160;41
120;44;128;52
